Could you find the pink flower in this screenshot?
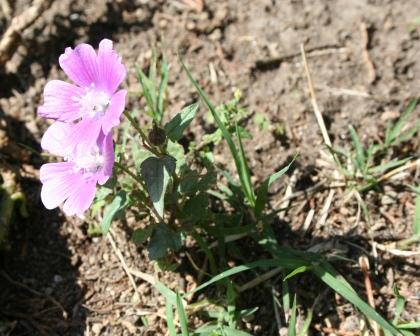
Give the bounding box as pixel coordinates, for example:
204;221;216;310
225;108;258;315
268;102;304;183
40;122;114;216
38;39;127;152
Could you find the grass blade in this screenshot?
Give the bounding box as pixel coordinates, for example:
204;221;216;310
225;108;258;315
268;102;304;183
165;301;176;336
181;60;254;206
298;309;313;336
349;125;365;172
312;262;400;335
287;294;297;336
386;99;417;147
255;157;295;218
235;123;255;206
176;291;190;336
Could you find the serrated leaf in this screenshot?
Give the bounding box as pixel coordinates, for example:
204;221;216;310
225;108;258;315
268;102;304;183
140;155;176;217
101;191;127;234
148;223;182;260
164;102;199;141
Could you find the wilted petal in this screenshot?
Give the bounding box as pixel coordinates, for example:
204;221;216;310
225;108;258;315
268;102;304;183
59;44;98;87
40;162;80;210
101;89;126;134
37;80;82;121
62;177;97;216
97;39;126;95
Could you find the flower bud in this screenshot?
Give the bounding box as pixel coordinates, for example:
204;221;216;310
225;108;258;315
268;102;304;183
148;124;166;146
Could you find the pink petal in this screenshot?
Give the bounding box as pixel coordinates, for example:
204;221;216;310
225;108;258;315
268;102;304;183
59;44;98;87
41;122;73;156
101;89;127;134
97;132;114;185
61;118;102;154
40;162;81;210
62;177;97;216
97;39;126;95
37;80;82;121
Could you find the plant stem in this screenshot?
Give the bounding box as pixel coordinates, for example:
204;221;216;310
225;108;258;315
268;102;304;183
122;110;161;156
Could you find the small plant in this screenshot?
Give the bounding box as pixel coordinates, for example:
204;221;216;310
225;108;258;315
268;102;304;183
36;40;413;335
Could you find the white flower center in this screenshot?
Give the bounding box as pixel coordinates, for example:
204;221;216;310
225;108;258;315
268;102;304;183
69;145;105;175
73;85;110;118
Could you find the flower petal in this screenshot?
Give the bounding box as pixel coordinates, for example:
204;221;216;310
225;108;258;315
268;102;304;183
40;162;80;210
37;80;82;121
97;132;114;185
41;122;74;156
59;44;98;87
61;118;102;154
62;177;97;216
97;39;126;95
101;89;127;134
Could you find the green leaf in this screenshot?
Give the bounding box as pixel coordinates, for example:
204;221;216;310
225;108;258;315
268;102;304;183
188;258;309;295
349;125;365;172
158;55;169;118
165;301;176;336
136;65;156;118
397;322;420;329
148;223;182;260
254;157;295;218
235;124;255;206
140;155;176;217
131;225;155;245
298;309;313;336
101;191;127;234
369;157;411;175
181;60;255;207
222;327;253;336
393;285;406;325
164;102;199;141
385;99;417;147
311;262;401;335
283;265;310;281
176;291;190;336
288;295;297;336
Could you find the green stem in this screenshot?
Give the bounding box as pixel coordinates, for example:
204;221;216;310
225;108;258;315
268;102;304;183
122;110;161;157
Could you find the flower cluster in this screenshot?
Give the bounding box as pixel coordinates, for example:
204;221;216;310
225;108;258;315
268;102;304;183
38;39;126;216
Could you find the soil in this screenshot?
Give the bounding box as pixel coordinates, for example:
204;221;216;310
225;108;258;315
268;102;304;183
0;0;419;335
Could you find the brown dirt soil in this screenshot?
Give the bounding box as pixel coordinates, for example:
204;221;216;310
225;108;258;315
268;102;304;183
0;0;419;335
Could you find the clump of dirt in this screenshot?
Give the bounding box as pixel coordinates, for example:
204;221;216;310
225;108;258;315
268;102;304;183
0;0;419;335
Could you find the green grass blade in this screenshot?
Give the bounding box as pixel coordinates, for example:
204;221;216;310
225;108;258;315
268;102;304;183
287;294;297;336
282;279;290;317
176;291;190;336
235;123;255;206
158;54;169;120
255;157;295;218
166;301;177;336
386;99;417;146
181;60;252;205
312;262;401;335
392;285;406;325
188;258;309;295
149;50;158;115
298;309;313;336
348;125;365;172
136;65;156;118
369;157;411;175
